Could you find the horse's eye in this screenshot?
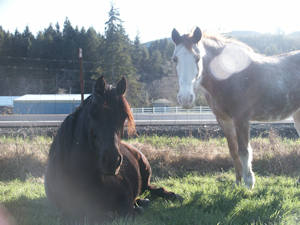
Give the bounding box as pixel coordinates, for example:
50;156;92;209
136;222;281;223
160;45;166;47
172;56;178;63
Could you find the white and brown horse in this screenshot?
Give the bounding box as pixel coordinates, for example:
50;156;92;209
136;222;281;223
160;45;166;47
171;27;300;189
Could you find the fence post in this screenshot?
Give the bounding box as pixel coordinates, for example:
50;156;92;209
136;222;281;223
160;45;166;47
79;48;84;104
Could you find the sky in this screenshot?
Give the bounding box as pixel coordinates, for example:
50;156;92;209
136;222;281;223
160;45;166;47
0;0;299;43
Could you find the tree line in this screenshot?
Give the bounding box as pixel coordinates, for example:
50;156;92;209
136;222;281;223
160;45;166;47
0;6;173;106
1;5;300;107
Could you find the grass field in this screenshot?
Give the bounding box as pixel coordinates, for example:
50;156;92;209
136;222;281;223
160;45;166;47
0;134;299;225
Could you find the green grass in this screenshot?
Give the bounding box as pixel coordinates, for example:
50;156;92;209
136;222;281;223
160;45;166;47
0;135;299;225
128;135;227;150
1;174;299;225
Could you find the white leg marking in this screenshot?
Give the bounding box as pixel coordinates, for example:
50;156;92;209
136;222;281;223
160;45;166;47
293;109;300;137
239;144;255;189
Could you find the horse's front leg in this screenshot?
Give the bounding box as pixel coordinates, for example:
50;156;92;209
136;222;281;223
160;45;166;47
293;108;300;136
147;185;184;202
217;118;243;185
234;119;255;189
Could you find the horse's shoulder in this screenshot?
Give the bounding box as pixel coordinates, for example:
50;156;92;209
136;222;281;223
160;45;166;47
120;141;141;160
120;141;150;166
50;110;82;156
120;142;151;179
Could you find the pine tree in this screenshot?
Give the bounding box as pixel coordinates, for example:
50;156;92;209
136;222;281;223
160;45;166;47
131;34;148;76
96;4;147;106
100;5;135;82
62;18;81;60
0;27;5;56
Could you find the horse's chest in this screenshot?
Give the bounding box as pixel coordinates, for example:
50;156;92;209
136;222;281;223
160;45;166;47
119;155;142;194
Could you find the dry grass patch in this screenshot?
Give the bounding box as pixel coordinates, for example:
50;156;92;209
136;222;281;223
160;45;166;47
131;141;232;177
252;132;300;176
0;133;299;180
0;136;50;181
128;133;300;178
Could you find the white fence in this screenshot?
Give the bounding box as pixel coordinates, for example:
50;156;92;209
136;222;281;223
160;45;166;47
131;106;212;114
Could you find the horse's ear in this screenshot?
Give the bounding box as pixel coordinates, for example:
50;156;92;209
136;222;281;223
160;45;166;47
116;77;126;96
94;76;106;96
172;28;181;45
192;27;202;43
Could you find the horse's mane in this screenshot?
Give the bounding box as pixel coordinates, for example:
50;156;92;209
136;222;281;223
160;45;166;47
202;32;254;53
72;93;136;136
121;95;136;136
52;93;135;155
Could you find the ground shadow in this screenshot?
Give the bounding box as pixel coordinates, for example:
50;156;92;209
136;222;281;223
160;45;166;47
3;196;61;225
138;189;288;225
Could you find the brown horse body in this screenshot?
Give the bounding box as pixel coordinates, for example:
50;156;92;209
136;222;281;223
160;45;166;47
45;77;180;224
172;27;300;188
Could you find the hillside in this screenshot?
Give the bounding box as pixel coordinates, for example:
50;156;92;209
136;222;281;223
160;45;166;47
1;24;300;107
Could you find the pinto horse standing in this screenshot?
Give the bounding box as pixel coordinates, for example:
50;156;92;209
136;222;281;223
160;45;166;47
171;27;300;189
45;77;181;224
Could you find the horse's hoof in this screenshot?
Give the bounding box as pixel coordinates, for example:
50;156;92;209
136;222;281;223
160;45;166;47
136;198;151;208
175;194;184;203
169;193;184;203
134;206;144;214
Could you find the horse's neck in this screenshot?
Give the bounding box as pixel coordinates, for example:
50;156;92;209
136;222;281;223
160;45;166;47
198;39;250;95
201;38;224;68
197;40;222;91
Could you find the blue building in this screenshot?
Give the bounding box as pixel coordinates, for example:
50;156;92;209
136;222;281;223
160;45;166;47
0;96;19;107
13;94;90;114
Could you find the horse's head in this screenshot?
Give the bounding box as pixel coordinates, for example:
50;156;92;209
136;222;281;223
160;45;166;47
88;76;135;176
172;27;203;108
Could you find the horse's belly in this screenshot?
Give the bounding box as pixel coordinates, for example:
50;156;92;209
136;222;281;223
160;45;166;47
251;107;295;122
250;88;300;122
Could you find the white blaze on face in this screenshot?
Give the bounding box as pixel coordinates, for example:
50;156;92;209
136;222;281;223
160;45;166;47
174;44;199;108
209;43;251;79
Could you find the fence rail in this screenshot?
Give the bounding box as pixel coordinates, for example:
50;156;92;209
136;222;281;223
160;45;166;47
131;106;211;114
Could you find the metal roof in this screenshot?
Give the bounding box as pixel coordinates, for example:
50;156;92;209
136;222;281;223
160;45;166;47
14;94;91;102
0;96;19;106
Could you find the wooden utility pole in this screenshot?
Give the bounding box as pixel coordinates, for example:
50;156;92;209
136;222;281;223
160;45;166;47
79;48;84;104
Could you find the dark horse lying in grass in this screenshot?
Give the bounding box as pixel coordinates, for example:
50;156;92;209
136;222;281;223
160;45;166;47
45;77;181;224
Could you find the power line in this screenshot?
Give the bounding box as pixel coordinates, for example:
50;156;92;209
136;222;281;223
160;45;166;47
0;77;95;83
0;65;97;74
0;55;99;65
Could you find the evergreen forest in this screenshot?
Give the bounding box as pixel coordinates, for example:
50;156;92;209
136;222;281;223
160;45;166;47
1;5;300;106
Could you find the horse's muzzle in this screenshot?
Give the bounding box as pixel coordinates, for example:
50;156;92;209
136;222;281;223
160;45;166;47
177;93;195;109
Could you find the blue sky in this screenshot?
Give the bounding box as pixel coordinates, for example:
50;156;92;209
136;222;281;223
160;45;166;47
0;0;299;42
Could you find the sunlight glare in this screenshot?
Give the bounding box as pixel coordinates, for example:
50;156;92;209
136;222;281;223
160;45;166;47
209;44;251;79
